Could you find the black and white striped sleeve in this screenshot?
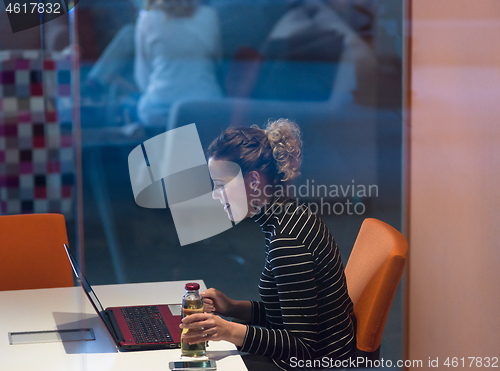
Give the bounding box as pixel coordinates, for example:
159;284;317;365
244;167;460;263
239;237;319;361
247;300;268;327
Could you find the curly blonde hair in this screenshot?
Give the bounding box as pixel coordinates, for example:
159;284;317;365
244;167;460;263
207;119;302;185
265;119;301;182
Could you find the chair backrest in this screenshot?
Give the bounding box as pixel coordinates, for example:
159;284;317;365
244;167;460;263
344;218;408;358
0;213;74;291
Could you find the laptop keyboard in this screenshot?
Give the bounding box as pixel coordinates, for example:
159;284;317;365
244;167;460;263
121;306;173;344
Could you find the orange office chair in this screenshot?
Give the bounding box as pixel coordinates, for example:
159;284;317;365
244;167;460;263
0;213;74;291
344;218;408;360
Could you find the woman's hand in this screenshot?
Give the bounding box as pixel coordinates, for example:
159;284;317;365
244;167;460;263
201;288;234;316
201;288;252;323
179;313;246;347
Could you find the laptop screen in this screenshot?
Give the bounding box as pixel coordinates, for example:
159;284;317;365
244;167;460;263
63;244;117;342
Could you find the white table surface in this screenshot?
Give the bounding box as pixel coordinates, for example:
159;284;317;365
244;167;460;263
0;280;247;371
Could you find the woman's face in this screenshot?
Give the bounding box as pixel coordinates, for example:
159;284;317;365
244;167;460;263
208;158;252;222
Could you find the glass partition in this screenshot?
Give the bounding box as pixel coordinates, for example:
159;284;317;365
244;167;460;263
1;0;404;367
0;0;82;365
0;2;78;233
77;0;404;364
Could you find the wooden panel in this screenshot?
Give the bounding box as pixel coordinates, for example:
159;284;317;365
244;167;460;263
407;0;500;368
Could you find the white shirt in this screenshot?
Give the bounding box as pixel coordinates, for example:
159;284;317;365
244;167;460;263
134;6;223;123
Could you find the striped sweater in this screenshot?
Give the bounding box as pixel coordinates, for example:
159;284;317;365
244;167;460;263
239;197;356;370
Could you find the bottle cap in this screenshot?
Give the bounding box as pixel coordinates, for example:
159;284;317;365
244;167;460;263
185;282;200;291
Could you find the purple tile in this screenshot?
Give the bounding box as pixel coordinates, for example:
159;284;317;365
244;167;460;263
61;135;72;147
4;124;17;136
0;71;15;84
58;84;71;96
15;59;30;70
19;162;34;174
6;176;19;187
18;112;32;122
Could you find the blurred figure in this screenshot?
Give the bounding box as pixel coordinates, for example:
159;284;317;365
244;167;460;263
85;24;136;91
82;0;141;128
83;1;140;91
262;0;377;101
134;0;223;127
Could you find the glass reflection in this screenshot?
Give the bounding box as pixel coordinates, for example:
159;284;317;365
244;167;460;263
1;0;404;367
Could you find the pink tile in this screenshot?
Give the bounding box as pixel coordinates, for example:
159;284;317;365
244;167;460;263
62;185;72;197
47;161;61;173
60;135;72;147
18;113;32;122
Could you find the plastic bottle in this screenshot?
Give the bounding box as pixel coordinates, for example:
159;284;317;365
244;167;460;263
181;282;206;357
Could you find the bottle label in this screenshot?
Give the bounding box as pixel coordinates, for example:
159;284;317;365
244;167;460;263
182;307;204;317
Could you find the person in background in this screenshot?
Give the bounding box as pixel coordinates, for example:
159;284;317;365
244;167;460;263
262;0;377;102
180;119;357;370
84;0;141;94
134;0;223;127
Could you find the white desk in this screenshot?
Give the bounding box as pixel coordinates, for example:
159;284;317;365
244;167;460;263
0;280;247;371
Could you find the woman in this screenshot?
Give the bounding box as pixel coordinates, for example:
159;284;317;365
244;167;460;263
180;119;356;370
134;0;223;127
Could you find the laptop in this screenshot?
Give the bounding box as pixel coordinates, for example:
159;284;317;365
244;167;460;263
64;244;182;351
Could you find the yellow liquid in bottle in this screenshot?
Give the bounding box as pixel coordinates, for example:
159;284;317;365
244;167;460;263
181;300;206;357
